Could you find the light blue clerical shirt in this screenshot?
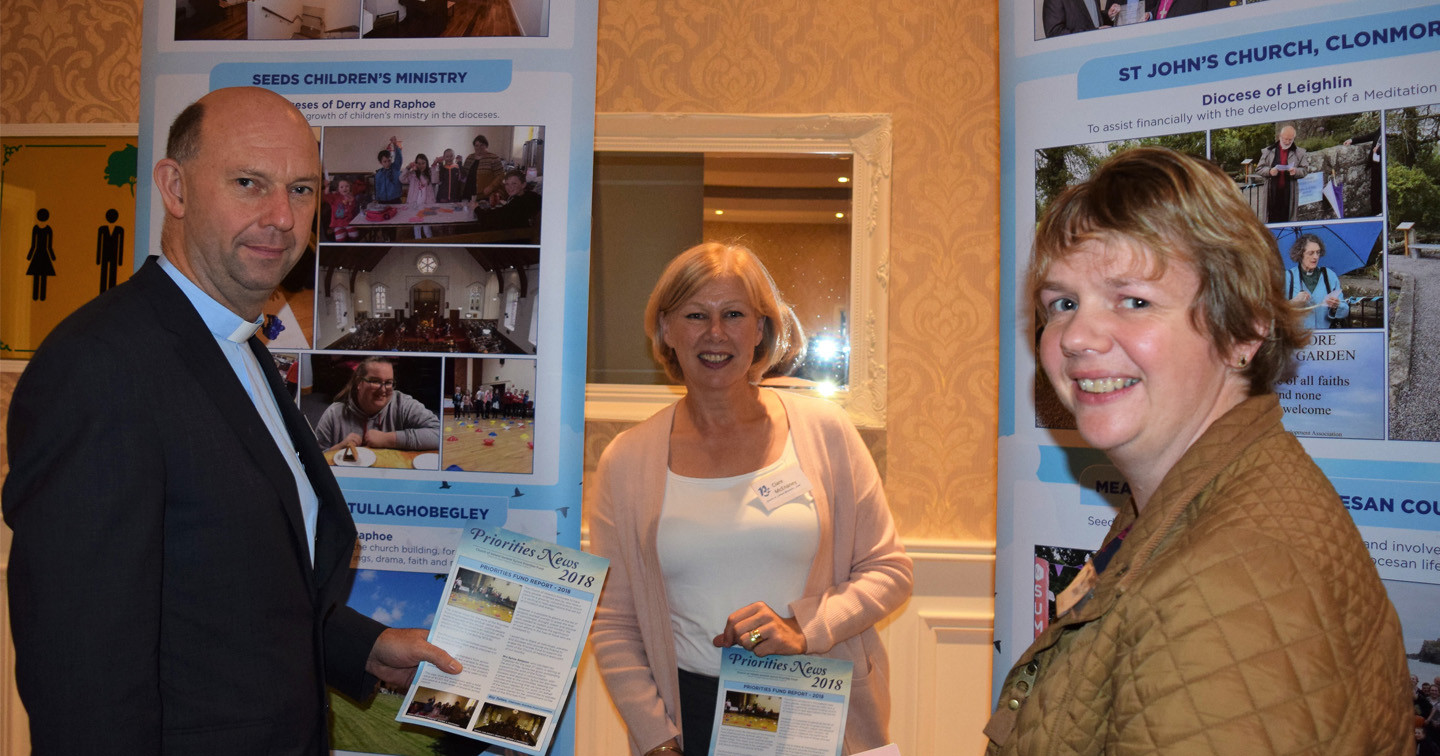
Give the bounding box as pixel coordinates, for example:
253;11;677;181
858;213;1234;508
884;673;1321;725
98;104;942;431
158;255;319;564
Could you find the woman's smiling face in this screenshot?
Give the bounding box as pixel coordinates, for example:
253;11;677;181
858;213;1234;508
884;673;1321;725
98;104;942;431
660;274;764;390
1037;240;1250;477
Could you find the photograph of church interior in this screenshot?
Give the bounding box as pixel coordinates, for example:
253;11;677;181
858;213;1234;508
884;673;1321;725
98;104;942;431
441;357;536;474
315;246;540;354
175;0;362;41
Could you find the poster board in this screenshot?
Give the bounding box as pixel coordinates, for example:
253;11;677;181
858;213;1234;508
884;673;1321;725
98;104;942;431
999;0;1440;706
137;2;598;753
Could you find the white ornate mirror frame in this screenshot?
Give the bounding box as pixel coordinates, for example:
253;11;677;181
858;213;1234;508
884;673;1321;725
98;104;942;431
584;112;892;428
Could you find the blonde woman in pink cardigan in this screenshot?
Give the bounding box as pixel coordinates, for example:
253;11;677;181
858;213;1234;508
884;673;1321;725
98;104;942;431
587;242;913;756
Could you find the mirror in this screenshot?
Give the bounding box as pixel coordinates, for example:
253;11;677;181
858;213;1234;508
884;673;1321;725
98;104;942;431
585;113;891;427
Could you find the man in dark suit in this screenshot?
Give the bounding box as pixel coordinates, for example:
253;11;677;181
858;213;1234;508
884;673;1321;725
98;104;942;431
1043;0;1099;36
3;87;461;755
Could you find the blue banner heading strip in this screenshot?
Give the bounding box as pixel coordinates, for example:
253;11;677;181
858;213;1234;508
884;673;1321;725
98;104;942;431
347;491;507;528
211;60;513;94
1036;445;1440;530
1078;6;1440;98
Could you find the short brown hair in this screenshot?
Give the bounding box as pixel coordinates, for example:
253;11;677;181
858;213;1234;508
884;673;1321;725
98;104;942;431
644;242;804;383
166;101;206;163
1029;147;1307;394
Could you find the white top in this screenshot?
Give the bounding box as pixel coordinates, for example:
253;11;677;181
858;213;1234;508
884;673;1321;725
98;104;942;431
656;433;820;675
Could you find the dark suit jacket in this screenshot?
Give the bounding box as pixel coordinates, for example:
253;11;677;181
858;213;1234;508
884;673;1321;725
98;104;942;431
3;257;385;755
1043;0;1098;36
1160;0;1225;17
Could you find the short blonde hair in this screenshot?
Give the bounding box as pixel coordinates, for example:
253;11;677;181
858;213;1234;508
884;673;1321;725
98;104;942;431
1030;147;1308;394
644;242;804;383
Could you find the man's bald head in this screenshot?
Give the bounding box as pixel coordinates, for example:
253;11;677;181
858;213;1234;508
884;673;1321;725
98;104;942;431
165;87;313;165
154;87;321;319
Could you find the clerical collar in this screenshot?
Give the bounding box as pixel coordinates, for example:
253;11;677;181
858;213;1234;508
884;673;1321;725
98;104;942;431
156;254;263;343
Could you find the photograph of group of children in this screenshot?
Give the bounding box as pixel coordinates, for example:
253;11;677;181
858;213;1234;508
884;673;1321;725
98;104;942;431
447;566;523;622
721;691;783;734
320;125;545;246
1031;104;1440;443
267;351;536;474
175;0;550;41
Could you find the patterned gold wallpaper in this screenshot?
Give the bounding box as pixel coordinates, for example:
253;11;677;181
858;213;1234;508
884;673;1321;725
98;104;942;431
0;0;143;123
0;0;1001;541
597;1;1001;539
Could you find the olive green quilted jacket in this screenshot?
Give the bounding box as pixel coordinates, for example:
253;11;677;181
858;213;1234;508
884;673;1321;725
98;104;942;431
987;394;1410;755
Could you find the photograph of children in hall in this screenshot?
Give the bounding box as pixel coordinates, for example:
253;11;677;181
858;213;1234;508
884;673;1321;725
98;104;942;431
320;125;545;245
300;353;443;469
472;702;545;746
446;566;522;622
175;0;549;40
314;246;540;354
1034;0;1268;40
721;691;782;734
442;357;536;475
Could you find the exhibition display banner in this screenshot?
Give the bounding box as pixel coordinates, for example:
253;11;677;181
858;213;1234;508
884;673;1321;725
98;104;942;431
999;0;1440;701
138;2;598;753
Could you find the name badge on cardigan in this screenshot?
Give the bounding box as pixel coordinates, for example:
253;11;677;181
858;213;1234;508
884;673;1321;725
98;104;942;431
751;465;814;512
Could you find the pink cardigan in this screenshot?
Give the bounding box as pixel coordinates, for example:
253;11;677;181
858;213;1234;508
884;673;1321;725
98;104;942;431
587;390;913;755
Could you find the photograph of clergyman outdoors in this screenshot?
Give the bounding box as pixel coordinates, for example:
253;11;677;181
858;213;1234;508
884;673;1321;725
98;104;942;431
1034;0;1269;40
320;124;544;245
175;0;550;40
315;246;540;355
